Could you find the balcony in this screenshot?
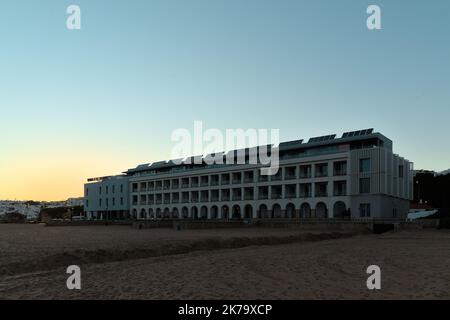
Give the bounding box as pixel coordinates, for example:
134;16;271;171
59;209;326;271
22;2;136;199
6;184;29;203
271;193;282;200
315;191;328;197
300;192;311;198
285;192;296;199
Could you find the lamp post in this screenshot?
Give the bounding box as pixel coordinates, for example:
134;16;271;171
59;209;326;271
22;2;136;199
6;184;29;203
416;180;421;203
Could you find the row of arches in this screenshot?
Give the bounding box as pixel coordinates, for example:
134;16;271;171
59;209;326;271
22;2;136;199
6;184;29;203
132;201;348;220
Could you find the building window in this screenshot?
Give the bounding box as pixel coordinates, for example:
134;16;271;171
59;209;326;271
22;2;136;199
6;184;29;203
359;158;371;173
106;186;109;194
359;203;371;217
399;165;404;178
112;185;115;194
333;161;347;176
99;199;102;207
112;198;115;206
86;200;89;208
393;208;397;218
315;163;328;177
99;186;102;194
120;184;123;193
120;197;123;205
86;188;89;196
359;178;371;194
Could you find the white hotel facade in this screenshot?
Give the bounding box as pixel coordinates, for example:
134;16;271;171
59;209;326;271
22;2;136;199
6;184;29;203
84;129;413;220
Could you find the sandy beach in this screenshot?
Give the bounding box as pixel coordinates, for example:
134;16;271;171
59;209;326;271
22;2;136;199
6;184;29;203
0;224;449;299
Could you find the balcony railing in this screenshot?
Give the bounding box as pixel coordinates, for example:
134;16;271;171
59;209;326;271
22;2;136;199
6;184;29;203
258;194;269;200
315;171;328;178
285;175;296;180
300;192;311;198
334;170;347;176
315;192;328;197
271;194;282;199
285;193;296;198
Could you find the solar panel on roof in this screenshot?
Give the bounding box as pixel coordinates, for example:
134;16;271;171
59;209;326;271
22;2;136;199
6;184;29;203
342;128;375;138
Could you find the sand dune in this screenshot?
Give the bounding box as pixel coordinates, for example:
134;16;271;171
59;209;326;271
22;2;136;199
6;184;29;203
1;224;449;299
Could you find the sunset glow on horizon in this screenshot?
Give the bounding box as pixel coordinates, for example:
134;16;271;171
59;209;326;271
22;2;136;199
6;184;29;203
1;0;450;201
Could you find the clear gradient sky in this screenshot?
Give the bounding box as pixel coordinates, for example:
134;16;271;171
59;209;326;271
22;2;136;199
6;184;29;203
1;0;449;201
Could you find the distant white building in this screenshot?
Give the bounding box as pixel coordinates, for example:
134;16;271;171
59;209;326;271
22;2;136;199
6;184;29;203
67;197;84;207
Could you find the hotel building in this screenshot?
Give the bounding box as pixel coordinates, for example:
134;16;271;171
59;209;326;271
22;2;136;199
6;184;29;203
84;129;413;220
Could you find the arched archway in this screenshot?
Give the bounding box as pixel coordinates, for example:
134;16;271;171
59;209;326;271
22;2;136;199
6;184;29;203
286;203;296;219
300;203;311;218
172;208;179;219
132;209;137;220
140;208;146;220
156;208;162;219
232;205;241;219
333;201;346;219
316;202;327;219
272;204;282;218
163;208;170;219
191;206;198;219
258;204;268;219
221;205;229;219
200;206;208;219
210;206;219;219
244;204;253;219
149;208;154;219
182;207;189;219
